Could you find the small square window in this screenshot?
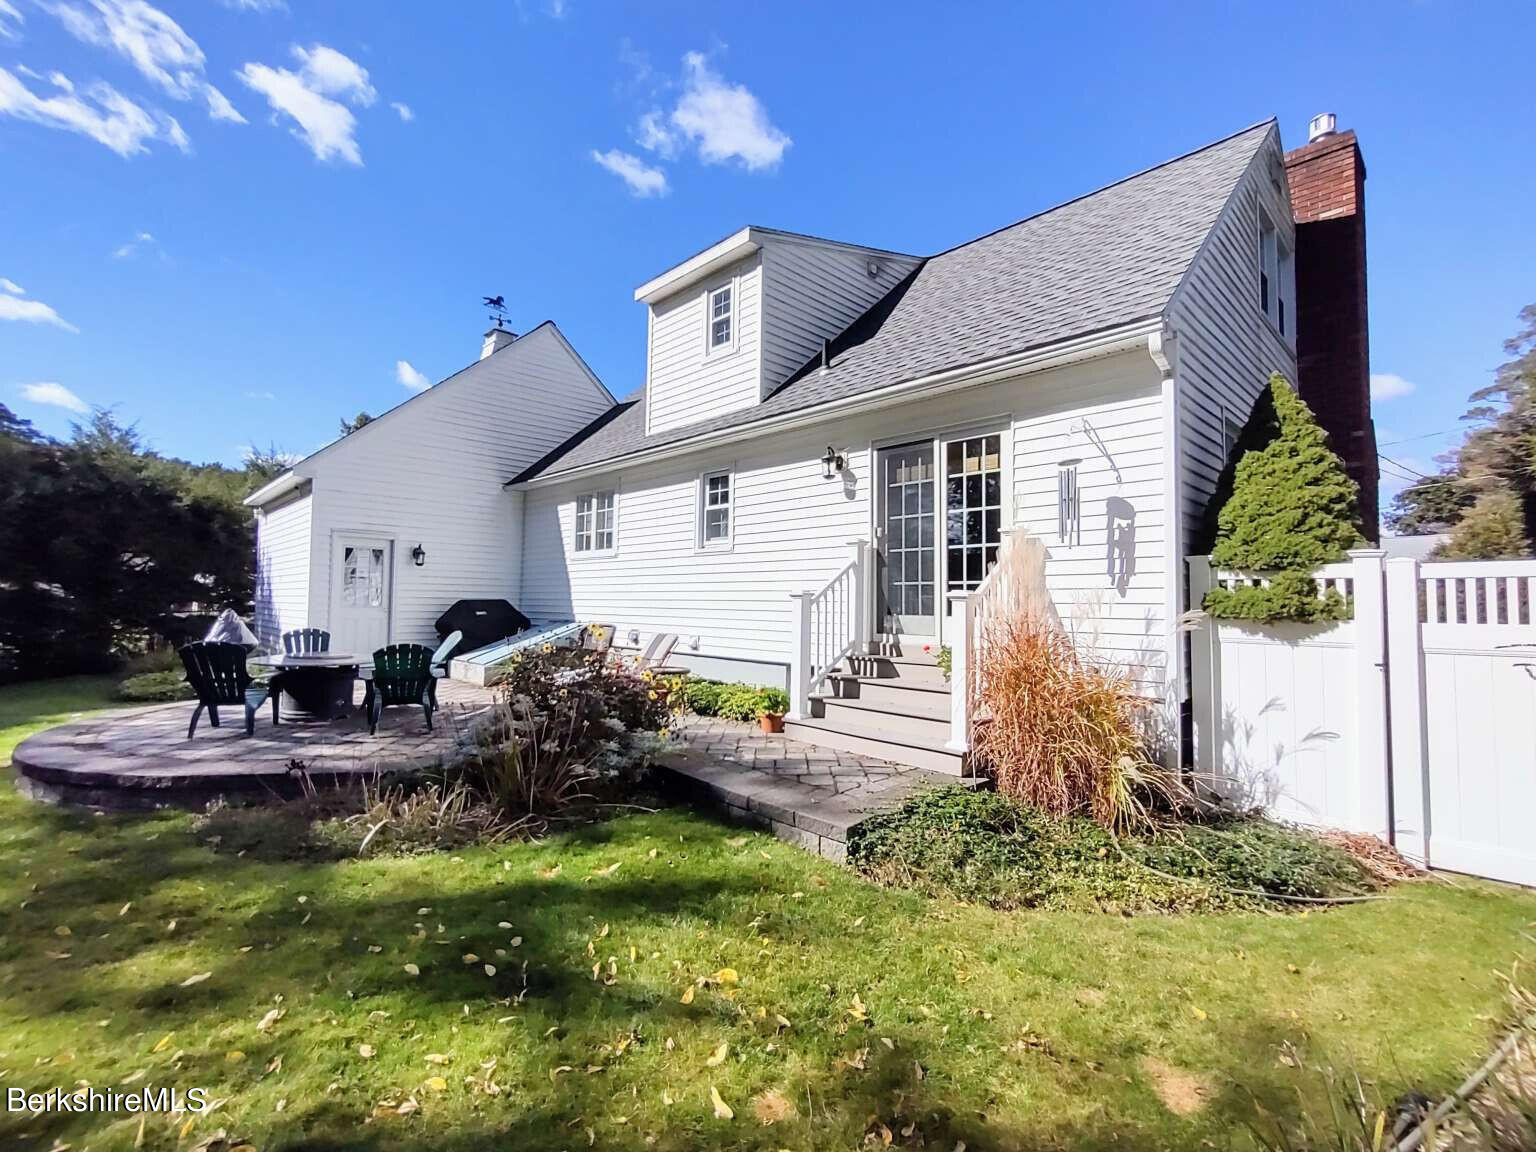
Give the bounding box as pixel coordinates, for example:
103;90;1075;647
708;285;733;350
700;470;732;546
574;490;616;553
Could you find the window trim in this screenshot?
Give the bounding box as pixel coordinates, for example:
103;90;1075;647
702;275;738;358
696;467;734;551
1257;206;1295;347
572;488;618;557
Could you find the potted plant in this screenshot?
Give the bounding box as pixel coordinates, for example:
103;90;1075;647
756;687;790;733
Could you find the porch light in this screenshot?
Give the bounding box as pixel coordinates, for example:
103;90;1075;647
821;446;846;480
411;543;426;567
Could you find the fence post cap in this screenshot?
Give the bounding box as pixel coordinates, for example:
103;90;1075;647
1347;548;1388;559
944;589;972;602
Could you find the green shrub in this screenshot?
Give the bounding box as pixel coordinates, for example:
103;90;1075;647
683;678;724;716
115;670;194;703
1201;374;1364;624
757;687;789;715
848;786;1375;912
716;683;764;722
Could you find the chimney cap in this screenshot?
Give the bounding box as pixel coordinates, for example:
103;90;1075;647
1307;112;1338;143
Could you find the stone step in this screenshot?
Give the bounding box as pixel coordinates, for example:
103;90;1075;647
784;714;967;776
810;696;951;743
825;672;949;713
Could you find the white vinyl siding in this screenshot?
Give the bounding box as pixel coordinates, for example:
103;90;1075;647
758;238;922;391
258;325;612;649
253;488;313;648
645;255;762;436
521;349;1168;690
1170;127;1298;554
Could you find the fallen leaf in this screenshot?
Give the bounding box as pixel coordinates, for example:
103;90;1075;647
536;864;561;879
713;968;739;985
423;1076;447;1092
498;921;512;929
256;1008;284;1032
152;1033;174;1053
752;1088;798;1125
225;1050;246;1064
483;964;496;977
358;1044;375;1059
705;1041;729;1067
403;963;420;977
680;985;695;1005
594;862;621;877
462;953;480;964
709;1083;734;1119
180;972;212;987
1190;1005;1208;1021
54;925;71;937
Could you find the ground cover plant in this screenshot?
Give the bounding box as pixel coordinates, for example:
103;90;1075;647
848;786;1378;912
3;678;1536;1150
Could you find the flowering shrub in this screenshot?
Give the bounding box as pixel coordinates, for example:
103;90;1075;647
452;645;673;819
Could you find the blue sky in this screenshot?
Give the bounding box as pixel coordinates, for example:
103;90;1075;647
2;1;1532;518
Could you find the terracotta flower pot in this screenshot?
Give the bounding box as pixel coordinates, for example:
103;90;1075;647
759;713;784;734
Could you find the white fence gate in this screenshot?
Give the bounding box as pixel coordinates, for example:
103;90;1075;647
1189;552;1536;887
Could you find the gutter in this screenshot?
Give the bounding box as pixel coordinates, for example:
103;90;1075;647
244;470;308;508
512;316;1165;489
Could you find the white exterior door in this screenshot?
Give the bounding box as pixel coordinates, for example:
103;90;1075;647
331;537;392;658
876;441;937;637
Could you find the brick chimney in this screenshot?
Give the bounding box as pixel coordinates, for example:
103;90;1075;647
1284;115;1378;540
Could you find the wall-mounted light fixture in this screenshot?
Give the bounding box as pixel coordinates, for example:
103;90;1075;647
411;543;427;567
821;446;847;480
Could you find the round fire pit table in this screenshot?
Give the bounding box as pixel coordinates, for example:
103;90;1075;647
252;653;361;721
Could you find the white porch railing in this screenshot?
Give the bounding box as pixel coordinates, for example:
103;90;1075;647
945;527;1041;755
787;540;868;721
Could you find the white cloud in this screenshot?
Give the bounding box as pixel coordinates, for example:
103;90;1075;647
244;389;275;400
635;109;675;158
669;51;789;171
47;0;245;124
291;43;375;105
390;100;413;122
21;381;89;412
0;281;78;331
395;359;429;391
591;148;668;198
0;65;184;156
221;0;286;10
111;230;159;259
48;70;74;92
238;44;376;164
0;0;22;41
1371;373;1416;402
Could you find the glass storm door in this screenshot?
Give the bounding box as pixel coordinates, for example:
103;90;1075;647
944;432;1003;595
331;537;392;657
877;442;937;636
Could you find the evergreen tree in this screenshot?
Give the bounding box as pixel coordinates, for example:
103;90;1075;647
1203;374;1363;623
1387;304;1536;557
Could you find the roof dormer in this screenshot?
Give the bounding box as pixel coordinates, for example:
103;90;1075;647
638;227;921;436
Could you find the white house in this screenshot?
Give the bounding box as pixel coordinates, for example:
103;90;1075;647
250;116;1374;774
245;322;613;656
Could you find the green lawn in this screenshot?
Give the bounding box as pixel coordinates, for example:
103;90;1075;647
2;679;1534;1150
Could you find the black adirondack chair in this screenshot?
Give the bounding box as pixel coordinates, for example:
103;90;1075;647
282;628;331;655
179;641;276;738
363;644;435;734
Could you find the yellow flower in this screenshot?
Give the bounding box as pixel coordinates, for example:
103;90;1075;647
647;691;657;701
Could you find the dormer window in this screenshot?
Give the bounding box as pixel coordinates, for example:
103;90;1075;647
708;284;733;350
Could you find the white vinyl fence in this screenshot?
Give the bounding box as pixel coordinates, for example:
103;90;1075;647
1189;552;1536;887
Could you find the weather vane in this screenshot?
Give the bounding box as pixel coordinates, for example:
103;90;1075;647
482;295;509;329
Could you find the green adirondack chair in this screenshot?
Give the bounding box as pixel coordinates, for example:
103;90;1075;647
179;641;276;738
363;644;435;734
282;628;331;655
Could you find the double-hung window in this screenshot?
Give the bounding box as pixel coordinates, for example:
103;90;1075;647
699;470;732;547
708;284;733;351
1258;209;1294;339
574;490;615;553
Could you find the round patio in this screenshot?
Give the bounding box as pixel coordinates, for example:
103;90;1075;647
12;679;496;809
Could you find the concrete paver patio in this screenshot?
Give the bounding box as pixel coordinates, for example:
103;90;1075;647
656;715;961;860
12;688;956;857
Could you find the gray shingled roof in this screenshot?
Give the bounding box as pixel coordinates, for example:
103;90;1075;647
515;121;1274;483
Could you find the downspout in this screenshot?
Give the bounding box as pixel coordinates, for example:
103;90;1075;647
1147;327;1184;768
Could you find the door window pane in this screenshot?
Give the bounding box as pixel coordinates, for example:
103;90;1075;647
944;433;1004;592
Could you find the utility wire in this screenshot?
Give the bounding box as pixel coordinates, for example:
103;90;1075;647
1378;428;1462;447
